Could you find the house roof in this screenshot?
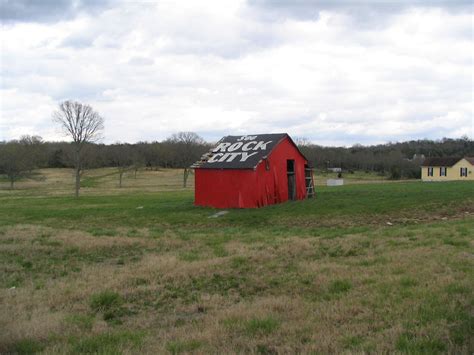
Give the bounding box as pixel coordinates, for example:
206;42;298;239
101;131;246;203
193;133;303;169
421;157;461;167
465;157;474;165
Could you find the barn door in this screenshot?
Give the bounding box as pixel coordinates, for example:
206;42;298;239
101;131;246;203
287;159;296;201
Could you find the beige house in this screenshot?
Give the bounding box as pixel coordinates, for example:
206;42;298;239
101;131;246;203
421;157;474;181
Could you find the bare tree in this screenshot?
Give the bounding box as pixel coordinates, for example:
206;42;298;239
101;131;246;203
52;101;104;197
107;143;133;187
294;137;312;147
131;146;145;178
0;136;42;189
166;132;206;187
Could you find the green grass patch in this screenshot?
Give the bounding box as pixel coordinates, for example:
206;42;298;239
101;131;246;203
80;177;100;188
69;331;144;353
328;279;352;294
357;256;389;267
444;283;470;295
224;316;280;337
7;339;45;354
244;317;280;336
443;238;469;247
64;314;95;331
126;228;142;238
166;339;203;354
342;335;365;349
178;250;201;262
230;256;250;270
256;344;277;354
399;276;418;288
90;290;122;311
396;332;446;353
89;290;127;323
1;181;473;231
0;241;144;288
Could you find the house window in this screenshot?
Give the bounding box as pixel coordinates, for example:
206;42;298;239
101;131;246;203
460;167;467;177
427;167;433;177
440;167;447;176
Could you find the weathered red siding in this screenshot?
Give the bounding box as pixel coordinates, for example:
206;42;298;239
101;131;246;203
194;137;308;208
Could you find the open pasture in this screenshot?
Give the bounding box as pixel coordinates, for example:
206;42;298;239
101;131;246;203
0;167;399;195
0;169;473;353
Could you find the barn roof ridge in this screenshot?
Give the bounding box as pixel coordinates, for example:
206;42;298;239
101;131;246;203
192;133;306;169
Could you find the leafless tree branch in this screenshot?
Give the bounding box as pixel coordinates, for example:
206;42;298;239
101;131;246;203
52;100;104;197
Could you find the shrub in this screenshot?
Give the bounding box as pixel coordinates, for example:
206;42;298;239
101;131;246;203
389;166;401;180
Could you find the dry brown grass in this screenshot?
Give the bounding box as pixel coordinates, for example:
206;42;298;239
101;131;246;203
0;170;472;353
0;167;401;195
0;168;193;196
1;220;472;353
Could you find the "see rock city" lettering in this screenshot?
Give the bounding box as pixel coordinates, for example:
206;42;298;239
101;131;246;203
207;140;273;163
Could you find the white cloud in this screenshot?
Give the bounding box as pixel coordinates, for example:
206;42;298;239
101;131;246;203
0;89;60;141
0;1;472;145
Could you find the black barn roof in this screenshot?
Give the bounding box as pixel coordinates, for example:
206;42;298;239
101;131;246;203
421;157;461;167
193;133;302;169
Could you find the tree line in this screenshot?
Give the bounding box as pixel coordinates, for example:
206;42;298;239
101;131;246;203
2;135;472;184
1;101;473;194
296;136;474;179
0;133;211;188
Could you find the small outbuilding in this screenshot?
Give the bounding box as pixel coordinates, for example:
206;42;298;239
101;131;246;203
193;133;314;208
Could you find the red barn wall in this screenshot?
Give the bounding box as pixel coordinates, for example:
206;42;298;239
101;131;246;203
194;137;308;208
194;169;257;208
257;137;307;205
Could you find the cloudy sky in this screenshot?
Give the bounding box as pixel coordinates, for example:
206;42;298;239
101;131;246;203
0;0;472;146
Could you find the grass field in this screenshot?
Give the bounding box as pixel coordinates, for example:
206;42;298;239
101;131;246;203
0;169;473;353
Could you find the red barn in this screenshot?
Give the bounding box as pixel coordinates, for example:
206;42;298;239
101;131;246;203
193;133;314;208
